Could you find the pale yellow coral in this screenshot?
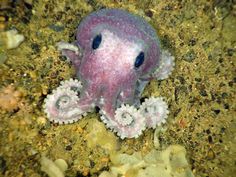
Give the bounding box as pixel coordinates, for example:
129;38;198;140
99;145;194;177
40;156;68;177
0;29;25;49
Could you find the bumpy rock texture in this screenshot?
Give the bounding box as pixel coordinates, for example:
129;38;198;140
0;0;235;177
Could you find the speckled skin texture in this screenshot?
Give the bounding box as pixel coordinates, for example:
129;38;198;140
64;9;160;117
45;8;174;138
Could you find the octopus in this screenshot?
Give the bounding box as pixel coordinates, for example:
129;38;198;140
44;9;175;139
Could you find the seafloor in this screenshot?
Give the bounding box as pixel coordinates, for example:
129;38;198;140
0;0;235;177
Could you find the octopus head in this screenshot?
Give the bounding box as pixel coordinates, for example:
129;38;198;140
75;9;161;82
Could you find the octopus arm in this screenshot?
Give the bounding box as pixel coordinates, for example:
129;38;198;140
44;87;84;124
44;79;93;124
152;50;175;80
57;41;82;68
139;97;169;128
113;104;146;139
117;84;137;107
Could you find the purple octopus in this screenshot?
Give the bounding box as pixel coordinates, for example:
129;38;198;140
44;9;175;139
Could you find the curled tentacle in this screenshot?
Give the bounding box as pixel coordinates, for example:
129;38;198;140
44;88;85;124
112;104;146;139
58;79;87;114
99;110;116;130
139;97;169;128
58;78;82;94
57;41;80;55
152;50;175;80
57;42;82;68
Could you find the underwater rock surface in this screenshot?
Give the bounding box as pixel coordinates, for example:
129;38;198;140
0;0;235;176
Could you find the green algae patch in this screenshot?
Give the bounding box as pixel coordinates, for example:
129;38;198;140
85;119;119;152
222;13;236;43
0;52;7;64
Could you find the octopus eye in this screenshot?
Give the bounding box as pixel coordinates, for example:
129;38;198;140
134;52;145;68
92;34;102;49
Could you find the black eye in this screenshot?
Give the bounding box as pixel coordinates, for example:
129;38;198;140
92;34;102;50
134;52;145;68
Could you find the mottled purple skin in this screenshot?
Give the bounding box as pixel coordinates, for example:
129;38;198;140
63;9;161;120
